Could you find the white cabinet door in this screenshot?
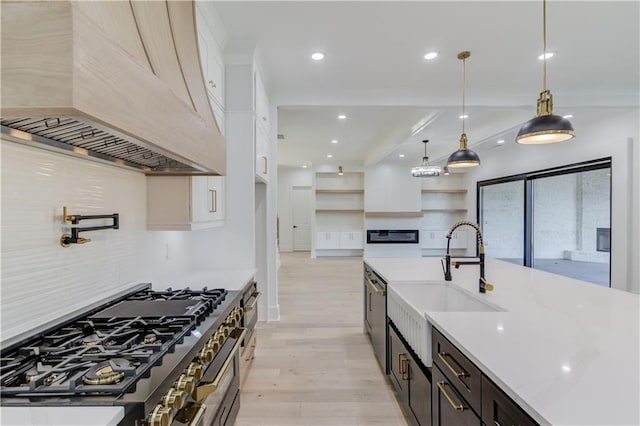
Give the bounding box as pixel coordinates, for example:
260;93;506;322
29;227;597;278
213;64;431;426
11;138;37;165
340;231;364;249
449;230;468;249
254;70;270;128
421;230;447;249
316;232;340;249
192;176;225;223
255;121;269;181
197;23;224;107
147;176;225;231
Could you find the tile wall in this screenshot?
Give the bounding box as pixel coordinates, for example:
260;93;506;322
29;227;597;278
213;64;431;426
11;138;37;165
1;140;195;342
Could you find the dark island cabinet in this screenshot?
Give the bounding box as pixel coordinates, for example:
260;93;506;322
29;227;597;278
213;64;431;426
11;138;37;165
432;364;481;426
481;376;538;426
431;329;540;426
388;322;432;426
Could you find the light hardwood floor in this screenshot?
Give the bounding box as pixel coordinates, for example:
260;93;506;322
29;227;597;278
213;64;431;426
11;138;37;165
235;252;409;426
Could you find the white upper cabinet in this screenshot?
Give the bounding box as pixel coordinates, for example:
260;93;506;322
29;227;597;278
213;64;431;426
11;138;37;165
147;175;225;231
254;69;271;182
195;6;225;133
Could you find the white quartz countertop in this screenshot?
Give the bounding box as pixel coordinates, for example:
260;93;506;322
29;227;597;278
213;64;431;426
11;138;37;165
1;407;124;426
151;268;256;292
364;256;640;426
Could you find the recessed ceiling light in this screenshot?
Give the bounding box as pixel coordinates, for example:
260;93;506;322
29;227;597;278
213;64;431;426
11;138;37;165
424;52;438;60
337;114;347;120
538;52;555;60
459;114;468;119
563;114;573;119
399;154;405;158
327;154;333;158
311;52;325;61
302;165;307;168
331;139;338;144
496;140;505;144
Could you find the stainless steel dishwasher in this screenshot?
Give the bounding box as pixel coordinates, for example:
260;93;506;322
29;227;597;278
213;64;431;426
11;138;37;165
363;263;388;373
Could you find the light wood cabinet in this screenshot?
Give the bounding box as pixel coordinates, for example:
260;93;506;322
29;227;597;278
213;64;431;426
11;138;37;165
147;175;225;230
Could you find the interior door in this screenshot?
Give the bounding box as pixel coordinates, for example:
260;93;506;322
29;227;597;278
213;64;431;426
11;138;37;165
292;186;312;251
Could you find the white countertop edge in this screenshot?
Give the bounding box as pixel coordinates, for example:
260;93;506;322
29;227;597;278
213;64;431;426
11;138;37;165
0;406;125;426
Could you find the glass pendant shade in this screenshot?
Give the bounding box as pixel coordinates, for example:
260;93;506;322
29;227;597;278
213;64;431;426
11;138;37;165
411;140;441;177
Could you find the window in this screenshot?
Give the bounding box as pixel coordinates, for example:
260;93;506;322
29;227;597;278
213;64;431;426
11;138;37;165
478;158;611;287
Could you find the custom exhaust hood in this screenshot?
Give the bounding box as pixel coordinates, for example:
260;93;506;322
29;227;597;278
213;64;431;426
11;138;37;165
0;1;226;175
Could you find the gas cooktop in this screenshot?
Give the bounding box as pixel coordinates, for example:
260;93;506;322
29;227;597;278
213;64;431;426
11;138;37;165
0;287;228;398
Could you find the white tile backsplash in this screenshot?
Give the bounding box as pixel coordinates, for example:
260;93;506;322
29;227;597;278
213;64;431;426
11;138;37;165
1;140;196;342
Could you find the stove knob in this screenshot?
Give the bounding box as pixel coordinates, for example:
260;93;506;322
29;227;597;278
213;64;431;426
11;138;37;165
226;315;237;327
185;362;203;380
206;338;220;353
174;374;196;394
219;326;230;338
147;405;172;426
213;330;225;345
161;388;185;410
198;346;214;363
237;307;244;317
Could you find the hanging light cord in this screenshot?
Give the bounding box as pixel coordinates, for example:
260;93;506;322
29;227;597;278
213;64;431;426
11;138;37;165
462;55;466;134
542;0;547;92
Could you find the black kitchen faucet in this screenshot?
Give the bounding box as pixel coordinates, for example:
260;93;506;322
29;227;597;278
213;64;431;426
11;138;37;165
442;221;494;293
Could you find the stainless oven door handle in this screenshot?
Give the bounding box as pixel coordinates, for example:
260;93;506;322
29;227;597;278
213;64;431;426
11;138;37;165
188;403;207;426
244;291;261;312
194;328;247;401
366;277;386;296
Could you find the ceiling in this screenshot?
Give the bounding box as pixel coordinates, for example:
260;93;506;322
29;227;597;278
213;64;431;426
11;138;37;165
210;1;639;170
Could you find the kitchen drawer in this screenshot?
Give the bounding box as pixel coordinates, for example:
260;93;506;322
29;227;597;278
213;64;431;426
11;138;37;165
482;375;539;426
433;364;481;426
432;329;481;416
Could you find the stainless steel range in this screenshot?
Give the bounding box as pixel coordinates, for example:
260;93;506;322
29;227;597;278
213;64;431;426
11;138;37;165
0;284;246;426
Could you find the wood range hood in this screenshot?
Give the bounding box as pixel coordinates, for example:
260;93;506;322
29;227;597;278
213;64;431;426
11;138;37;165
0;1;226;175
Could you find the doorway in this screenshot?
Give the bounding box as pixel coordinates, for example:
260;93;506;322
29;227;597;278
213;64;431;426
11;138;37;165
291;186;312;251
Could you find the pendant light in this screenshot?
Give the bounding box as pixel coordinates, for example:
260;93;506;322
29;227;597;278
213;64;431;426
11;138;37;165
443;166;451;176
516;0;575;144
338;165;344;175
411;140;441;177
447;51;480;168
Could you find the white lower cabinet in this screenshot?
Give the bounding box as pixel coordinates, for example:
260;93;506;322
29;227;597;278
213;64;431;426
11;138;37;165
316;232;341;249
147;176;225;230
316;231;363;250
339;231;364;249
421;230;467;249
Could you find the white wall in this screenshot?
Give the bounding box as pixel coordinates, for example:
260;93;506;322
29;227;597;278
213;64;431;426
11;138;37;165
0;140;199;341
463;109;640;293
277;167;313;252
365;162;421;212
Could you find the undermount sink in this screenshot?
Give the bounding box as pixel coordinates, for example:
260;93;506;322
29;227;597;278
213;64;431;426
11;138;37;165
387;282;504;366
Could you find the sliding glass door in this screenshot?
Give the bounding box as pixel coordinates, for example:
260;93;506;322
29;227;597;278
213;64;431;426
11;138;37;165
478;158;611;287
479;180;524;265
531;168;611;286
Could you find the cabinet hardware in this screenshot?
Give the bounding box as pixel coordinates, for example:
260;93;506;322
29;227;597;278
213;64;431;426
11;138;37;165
366;277;386;296
209;189;217;213
438;352;469;378
262;116;266;122
244;291;261;312
368;292;372;312
398;353;409;380
188;403;206;426
262;156;268;174
437;380;467;411
208;80;216;88
194;328;246;400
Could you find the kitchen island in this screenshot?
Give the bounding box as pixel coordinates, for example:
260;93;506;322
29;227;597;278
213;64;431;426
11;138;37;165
365;257;639;425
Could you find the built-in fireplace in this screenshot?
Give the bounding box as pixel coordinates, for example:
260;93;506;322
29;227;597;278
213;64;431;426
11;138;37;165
366;229;419;244
596;227;611;252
